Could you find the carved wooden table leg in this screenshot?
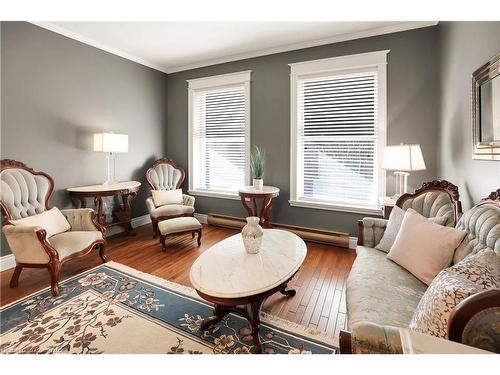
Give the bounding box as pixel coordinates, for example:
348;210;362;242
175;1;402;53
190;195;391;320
94;196;105;225
246;299;264;353
279;284;296;297
200;304;226;330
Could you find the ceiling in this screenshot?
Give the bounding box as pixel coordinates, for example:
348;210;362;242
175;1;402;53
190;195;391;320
33;21;437;73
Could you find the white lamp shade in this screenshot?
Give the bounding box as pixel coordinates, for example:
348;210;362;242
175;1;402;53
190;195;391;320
93;133;128;153
382;144;426;171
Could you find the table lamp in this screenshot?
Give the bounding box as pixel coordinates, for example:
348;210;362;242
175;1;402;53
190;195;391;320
382;143;426;198
94;132;128;185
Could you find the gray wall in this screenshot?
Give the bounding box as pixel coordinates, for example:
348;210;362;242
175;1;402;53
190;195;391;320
167;26;441;236
438;22;500;210
1;22;169;256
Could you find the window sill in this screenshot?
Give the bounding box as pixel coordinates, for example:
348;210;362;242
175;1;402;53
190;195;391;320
289;199;383;216
188;190;240;201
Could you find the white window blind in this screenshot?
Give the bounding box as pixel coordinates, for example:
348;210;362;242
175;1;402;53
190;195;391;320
188;71;250;197
290;51;387;212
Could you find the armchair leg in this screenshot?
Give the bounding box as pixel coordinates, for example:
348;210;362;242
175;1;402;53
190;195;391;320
9;265;23;288
48;260;61;297
99;244;108;263
152;218;159;238
197;229;202;246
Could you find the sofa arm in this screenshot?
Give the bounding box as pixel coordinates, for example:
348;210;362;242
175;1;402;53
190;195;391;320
350;322;403;354
182;194;195;207
357;217;388;247
2;225;52;264
61;208;105;233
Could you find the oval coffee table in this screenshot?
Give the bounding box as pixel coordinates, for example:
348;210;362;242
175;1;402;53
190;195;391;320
189;229;307;353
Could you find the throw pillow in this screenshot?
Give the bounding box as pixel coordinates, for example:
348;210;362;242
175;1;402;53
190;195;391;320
152;189;183;207
10;207;71;237
447;249;499;289
376;207;448;253
408;270;482;338
387;209;466;284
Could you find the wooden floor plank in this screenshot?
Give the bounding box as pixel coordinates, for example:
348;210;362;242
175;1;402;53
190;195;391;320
0;223;356;341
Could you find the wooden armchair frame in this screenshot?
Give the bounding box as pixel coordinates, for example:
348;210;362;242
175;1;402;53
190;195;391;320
1;160;107;296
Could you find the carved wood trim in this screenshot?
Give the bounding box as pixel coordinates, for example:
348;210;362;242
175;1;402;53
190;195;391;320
145;158;186;191
395;179;462;223
0;159;55;222
448;289;500;345
482;189;500;202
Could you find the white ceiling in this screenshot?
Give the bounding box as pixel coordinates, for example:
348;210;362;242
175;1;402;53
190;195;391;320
33;21;437;73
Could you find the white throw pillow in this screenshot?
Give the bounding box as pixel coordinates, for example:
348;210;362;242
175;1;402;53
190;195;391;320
10;207;71;237
152;189;183;207
376;207;447;253
387;209;466;284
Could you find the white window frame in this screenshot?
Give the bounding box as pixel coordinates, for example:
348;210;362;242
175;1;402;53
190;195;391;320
289;50;388;215
187;70;251;200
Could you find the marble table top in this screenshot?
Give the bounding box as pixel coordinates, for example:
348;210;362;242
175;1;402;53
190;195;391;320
190;229;307;299
67;181;141;193
238;186;280;195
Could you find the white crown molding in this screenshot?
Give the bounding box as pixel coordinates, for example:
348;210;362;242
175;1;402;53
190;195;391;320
166;21;438;73
30;21;170;73
31;21;438;75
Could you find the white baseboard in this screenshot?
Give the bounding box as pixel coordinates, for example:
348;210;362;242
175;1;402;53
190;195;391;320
0;254;16;272
349;236;358;250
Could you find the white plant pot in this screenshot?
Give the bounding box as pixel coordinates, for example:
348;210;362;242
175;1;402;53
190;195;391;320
241;216;263;254
253;178;263;190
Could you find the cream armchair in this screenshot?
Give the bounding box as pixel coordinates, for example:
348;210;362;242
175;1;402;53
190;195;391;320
145;158;195;237
1;160;106;297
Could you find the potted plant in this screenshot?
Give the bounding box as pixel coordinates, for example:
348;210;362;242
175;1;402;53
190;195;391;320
250;146;265;190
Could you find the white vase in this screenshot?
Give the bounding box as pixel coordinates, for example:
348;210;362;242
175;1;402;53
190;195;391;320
241;216;263;254
253;178;263;190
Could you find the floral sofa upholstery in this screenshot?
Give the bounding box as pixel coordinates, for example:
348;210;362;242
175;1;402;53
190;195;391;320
342;181;466;354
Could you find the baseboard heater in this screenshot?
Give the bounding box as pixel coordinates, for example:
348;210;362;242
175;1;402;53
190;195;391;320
207;214;349;248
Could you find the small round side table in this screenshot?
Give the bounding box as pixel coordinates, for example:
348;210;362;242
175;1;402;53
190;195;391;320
238;186;279;228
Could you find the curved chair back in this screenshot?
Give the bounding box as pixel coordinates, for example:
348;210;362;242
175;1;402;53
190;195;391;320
396;180;462;227
0;159;54;222
454;190;500;264
145;158;185;191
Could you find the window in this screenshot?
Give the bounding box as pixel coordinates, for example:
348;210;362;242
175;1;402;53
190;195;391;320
290;51;388;214
188;71;251;199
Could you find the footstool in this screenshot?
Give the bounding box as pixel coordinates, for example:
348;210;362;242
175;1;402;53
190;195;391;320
158;217;202;251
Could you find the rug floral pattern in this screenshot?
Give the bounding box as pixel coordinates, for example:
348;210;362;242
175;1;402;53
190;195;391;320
0;264;335;354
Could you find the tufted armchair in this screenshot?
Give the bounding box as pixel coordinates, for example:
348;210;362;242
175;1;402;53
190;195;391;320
145;158;195;238
1;160;106;296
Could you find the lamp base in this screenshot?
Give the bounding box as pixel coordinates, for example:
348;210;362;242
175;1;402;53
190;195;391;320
103;179;118;186
394;171;410;197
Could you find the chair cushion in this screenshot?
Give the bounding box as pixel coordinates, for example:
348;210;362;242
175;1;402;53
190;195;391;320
10;207;70;237
387;209;466;284
346;246;427;330
158;217;202;235
48;231;103;259
152;189;183;207
149;204;194;218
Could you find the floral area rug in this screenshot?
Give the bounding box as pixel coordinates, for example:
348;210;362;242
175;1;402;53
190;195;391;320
0;261;336;354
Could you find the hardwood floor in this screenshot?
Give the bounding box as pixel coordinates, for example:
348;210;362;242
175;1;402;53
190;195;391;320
0;223;356;342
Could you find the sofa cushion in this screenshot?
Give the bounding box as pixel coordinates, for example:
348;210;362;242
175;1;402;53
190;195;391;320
48;231;103;259
346;246;428;330
376;207;447;253
409;249;499;339
387;209;466;285
149;204;194;218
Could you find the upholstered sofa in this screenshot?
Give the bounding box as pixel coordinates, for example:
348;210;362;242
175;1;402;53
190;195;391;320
340;181;499;353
